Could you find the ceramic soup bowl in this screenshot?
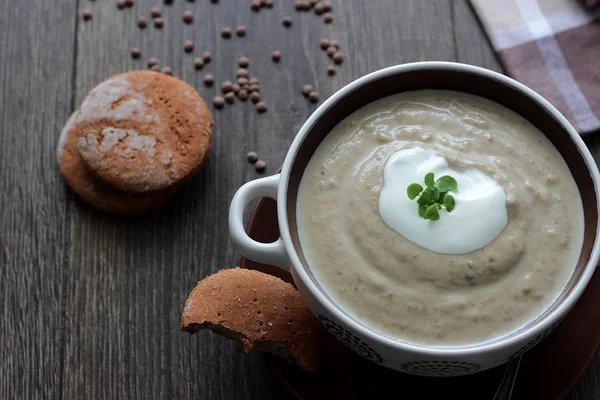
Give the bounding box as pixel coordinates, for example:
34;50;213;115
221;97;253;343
229;62;600;376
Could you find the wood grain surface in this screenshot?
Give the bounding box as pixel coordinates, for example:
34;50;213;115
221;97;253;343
0;0;598;399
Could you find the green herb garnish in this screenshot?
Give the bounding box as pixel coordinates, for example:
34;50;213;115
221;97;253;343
407;172;458;221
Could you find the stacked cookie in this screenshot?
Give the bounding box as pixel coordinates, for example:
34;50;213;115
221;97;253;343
57;71;213;215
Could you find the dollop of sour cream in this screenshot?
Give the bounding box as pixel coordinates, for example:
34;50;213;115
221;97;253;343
378;148;508;254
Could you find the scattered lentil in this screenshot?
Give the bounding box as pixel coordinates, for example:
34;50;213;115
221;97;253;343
202;51;212;63
151;7;161;18
327;65;336;75
326;46;337;56
271;50;281;62
213;96;225;109
161;66;173;75
236;68;248;77
232;83;241;94
256;102;268;113
203;74;215;86
251;0;261;11
137;17;147;28
249;77;259;85
332;51;344;64
308;90;320;103
282;16;292;27
153;17;164;28
238;89;249;101
221;81;234;93
131;47;141;59
314;2;325;15
302;84;314;97
194;57;204;69
247;151;259;163
319;38;330;49
255;160;267;172
184;40;194;52
82;10;92;21
224;92;235;104
238;56;249;67
236;25;247;37
221;27;232;38
250;92;261;103
323;12;333;23
183;10;193;24
147;57;159;67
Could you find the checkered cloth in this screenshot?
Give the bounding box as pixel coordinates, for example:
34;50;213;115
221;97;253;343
470;0;600;135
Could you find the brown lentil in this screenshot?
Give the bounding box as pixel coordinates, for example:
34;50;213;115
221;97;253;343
202;51;212;63
221;81;234;93
82;10;92;21
153;17;164;28
221;27;232;38
203;74;215;86
183;11;193;24
147;57;159;67
194;57;204;69
247;151;259;163
308;90;320;103
319;38;330;49
282;16;292;27
184;40;194;52
137;17;147;28
238;56;249;67
236;68;248;77
151;7;161;18
256;102;268;113
213;96;225;109
327;65;336;75
238;89;249;101
224;92;235;104
250;92;261;103
255;160;267;172
161;66;173;75
332;51;344;64
272;50;281;62
236;25;247;37
302;84;314;97
323;13;333;23
131;47;141;59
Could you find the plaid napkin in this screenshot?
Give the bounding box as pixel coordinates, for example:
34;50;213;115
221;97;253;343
469;0;600;135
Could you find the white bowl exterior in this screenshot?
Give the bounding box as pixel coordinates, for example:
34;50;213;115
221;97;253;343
274;62;600;375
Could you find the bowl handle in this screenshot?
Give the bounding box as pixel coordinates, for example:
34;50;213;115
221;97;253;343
229;174;289;270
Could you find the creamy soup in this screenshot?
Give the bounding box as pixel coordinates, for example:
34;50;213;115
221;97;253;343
296;90;584;345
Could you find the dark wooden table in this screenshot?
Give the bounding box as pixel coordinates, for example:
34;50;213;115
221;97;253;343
2;1;600;399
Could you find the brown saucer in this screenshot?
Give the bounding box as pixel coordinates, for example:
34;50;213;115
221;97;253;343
241;197;600;400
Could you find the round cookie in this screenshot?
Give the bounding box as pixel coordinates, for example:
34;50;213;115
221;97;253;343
58;111;175;215
73;70;213;193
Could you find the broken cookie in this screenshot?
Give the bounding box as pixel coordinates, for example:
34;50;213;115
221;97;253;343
181;267;319;371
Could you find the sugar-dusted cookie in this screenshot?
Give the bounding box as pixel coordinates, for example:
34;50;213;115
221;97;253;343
74;71;213;193
58;111;175;215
